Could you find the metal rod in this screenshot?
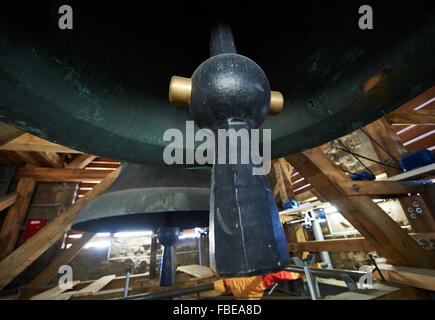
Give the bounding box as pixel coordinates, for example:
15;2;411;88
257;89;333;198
302;264;318;300
368;253;386;281
123;267;132;298
118;282;215;300
337;139;376;177
312;210;333;269
285;266;366;282
336;147;402;170
210;23;237;56
198;233;206;266
359;128;401;164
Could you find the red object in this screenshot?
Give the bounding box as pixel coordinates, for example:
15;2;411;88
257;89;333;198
262;271;303;288
20;219;47;266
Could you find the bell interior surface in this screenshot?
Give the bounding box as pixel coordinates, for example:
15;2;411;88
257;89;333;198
72;163;211;233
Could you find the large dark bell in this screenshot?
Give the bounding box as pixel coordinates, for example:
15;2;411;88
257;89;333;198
72;163;210;233
0;3;433;165
72;163;210;287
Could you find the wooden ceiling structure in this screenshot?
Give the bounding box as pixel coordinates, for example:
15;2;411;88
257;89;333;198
0;86;434;299
273;85;435;203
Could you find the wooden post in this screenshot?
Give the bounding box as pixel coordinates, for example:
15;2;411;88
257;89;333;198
272;159;288;205
0;167;122;291
0;178;36;261
287;148;435;268
278;158;295;199
149;233;158;279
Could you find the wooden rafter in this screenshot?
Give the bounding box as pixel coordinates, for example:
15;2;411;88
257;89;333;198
375;264;435;292
0;133;82;154
337;180;427;196
287;147;435;268
0;193;17;212
386;109;435;125
17;167;113;182
0;122;24;147
365;117;435;233
0;178;36;261
0;166;122;291
20;232;96;299
66;154;97;169
288;233;435;253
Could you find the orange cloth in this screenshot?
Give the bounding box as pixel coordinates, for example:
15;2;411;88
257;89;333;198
213;263;323;299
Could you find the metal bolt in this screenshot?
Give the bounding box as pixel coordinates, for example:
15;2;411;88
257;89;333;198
409;213;417;219
413;201;420;207
352;184;361;192
417;239;425;248
407;207;414;213
415;207;423;214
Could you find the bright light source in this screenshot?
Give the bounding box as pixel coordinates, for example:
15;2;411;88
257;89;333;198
66;243;72;249
178;233;199;239
84;240;111;249
96;232;111;237
113;231;153;238
373;199;386;203
324;206;338;214
68;234;83;239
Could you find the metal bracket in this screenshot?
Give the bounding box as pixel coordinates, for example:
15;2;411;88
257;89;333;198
341;274;358;291
291;254;320;300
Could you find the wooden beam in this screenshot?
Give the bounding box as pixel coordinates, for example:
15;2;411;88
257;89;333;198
366;116;435;233
176;265;214;279
397;194;435;233
0;193;17;212
287;148;435;268
72;274;116;297
337;180;427;196
17;167;113;182
35;152;63;168
0;178;36;261
326;282;427;300
66;154;97;169
70;276;218;300
30;281;80;300
272;159;288;203
385;163;435;181
0;122;24;147
386;109;435;125
375;264;435;291
364;117;407;177
0;166;122;291
0;133;82;153
20;232;96;299
278;158;295;199
288;233;435;253
12;151;41;166
288;237;375;253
